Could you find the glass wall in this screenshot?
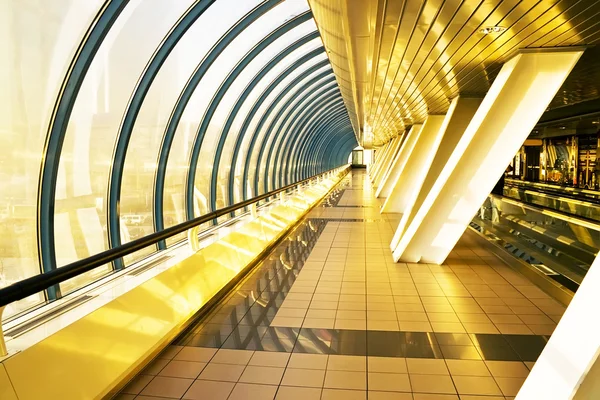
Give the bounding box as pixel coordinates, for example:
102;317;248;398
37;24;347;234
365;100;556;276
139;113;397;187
0;0;355;319
0;0;105;317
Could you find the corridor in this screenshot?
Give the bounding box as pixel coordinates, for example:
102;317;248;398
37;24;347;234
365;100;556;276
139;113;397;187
118;170;565;400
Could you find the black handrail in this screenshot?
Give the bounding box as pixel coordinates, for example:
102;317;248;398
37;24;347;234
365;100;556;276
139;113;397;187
0;166;349;308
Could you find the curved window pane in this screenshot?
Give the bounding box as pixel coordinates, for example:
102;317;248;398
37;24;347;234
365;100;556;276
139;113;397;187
192;0;311;214
252;67;332;194
262;76;337;192
273;86;339;188
0;0;104;317
215;28;321;208
55;0;193;292
121;0;259;249
229;46;327;203
163;0;272;223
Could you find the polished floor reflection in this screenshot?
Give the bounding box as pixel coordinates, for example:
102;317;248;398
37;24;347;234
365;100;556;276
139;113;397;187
118;170;568;399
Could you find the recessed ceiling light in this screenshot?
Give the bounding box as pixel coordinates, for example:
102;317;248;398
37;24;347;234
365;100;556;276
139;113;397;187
480;26;507;34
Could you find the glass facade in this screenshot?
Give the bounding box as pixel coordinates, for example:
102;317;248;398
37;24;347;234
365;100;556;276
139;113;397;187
0;0;356;319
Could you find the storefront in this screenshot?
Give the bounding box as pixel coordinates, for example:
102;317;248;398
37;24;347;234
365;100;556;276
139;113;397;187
509;131;600;191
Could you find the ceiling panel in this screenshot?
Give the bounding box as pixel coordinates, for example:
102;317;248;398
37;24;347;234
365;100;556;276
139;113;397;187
308;0;600;146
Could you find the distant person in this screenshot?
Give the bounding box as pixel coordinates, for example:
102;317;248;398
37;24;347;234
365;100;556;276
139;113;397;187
491;165;514;196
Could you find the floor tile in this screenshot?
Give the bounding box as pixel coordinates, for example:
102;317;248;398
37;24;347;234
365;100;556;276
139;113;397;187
174;347;216;362
452;376;502;395
228;383;277;400
324;370;367;390
431;322;466;333
281;368;326;388
274;386;322;400
494;324;533;335
440;345;482;360
457;314;492;323
198;363;245;382
249;351;290;367
211;349;254;365
494;376;526;396
306;309;337;319
427;313;460;323
410;374;456;394
527;324;556;335
368;311;398;321
140;376;194;398
368;320;400;331
310;301;339;310
434;333;472;346
288;353;328;369
368;356;408;373
399;321;433;332
406;358;449;375
327;355;366;371
158;360;206;379
239;365;285;385
503;335;548;361
182;380;234;399
368;392;413;400
412;394;459;400
484;361;529;377
338;302;367;311
159;346;184;360
121;374;153;395
368;372;411;392
142;358;169;375
396;303;426;312
321;388;367;400
278;308;309;318
335;319;367;330
337;310;367;319
272;317;305;327
303;317;335;329
397;312;429;322
461;322;499;334
445;360;490;376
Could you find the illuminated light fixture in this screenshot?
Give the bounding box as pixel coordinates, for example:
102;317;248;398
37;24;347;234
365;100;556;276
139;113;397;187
479;26;506;34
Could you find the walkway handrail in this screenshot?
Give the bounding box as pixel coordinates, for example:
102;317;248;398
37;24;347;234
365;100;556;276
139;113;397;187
0;166;349;310
489;193;600;232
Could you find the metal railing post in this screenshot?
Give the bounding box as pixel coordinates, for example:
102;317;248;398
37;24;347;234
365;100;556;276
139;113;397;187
187;226;200;252
0;306;7;357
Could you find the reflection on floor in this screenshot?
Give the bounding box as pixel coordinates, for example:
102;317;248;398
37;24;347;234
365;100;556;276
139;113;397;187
117;170;567;400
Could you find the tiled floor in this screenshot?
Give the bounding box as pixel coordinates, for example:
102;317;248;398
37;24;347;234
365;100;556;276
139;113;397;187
117;170;568;399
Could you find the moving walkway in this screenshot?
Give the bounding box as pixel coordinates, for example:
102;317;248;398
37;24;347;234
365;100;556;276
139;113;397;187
504;178;600;222
471;193;600;293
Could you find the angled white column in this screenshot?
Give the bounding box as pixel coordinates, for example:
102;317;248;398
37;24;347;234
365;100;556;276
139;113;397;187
392;49;583;263
369;140;393;180
517;254;600;399
376;124;423;199
390;96;483;250
371;135;400;184
373;133;404;188
381;116;445;213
